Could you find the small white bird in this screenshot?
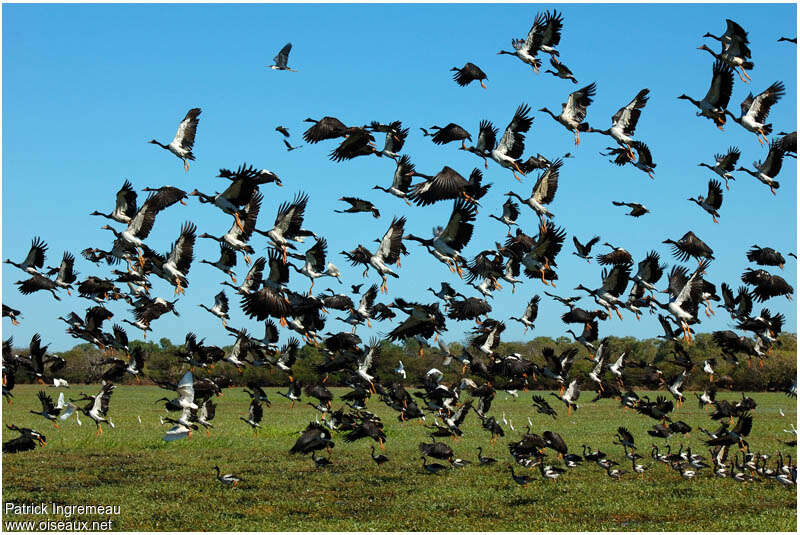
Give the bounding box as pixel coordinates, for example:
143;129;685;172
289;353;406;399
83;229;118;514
508;419;515;432
502;411;508;426
137;415;142;424
394;360;406;379
779;408;785;417
505;390;519;400
50;378;69;388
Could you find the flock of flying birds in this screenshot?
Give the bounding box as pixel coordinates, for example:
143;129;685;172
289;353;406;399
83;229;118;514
2;11;797;488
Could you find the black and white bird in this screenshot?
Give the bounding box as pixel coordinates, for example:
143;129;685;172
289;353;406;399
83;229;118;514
289;237;342;294
341;216;407;294
240;399;263;435
698;147;740;189
589;88;649;158
488;104;535;182
488;198;521;236
543;57;577;83
199;291;230;326
572;236;600;262
405;199;477;278
148;108;201;172
214;466;242;487
677;60;733;130
509;295;540;333
267;42;297;71
5;237;47;275
726;82;785;144
76;383;115;435
601;141;657;179
2;425;46;453
736;139;786;195
505;159;562;225
699;19;753;82
539;82;597;145
688;179;724;223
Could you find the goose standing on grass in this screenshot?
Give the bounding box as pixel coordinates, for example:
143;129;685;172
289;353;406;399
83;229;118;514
698;147;740;189
736;139;786;195
677;60;734;130
199;291;230;326
509;465;533;486
589;89;650;158
371;445;389;465
148;108;201;172
726;82;785;144
689;179;723;223
505;158;562;226
214;466;242;487
451;62;487;88
539;82;597;145
267;42;297;71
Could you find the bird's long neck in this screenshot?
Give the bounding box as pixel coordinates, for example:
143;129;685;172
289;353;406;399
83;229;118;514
152;140;169;150
540;108;558;120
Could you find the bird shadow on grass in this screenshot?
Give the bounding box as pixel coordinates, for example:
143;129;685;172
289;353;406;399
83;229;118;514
508;497;540;506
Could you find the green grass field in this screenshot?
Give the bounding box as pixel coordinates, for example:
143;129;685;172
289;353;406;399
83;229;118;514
2;385;796;531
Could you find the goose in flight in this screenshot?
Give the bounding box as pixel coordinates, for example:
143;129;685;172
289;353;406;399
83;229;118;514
148;108;201;172
268;42;297;71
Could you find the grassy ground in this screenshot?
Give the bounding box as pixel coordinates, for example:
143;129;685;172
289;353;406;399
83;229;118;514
2;384;796;531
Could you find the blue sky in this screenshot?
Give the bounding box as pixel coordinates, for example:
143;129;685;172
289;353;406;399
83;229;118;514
2;3;797;351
